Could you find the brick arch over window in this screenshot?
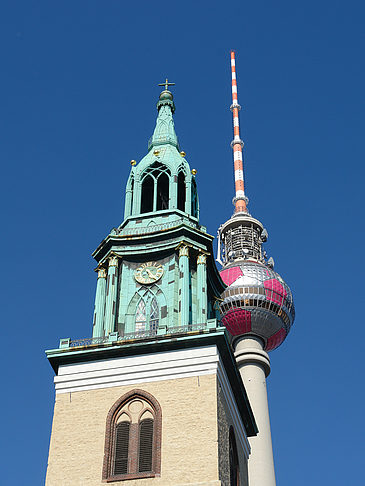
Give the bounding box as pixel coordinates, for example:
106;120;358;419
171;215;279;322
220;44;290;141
102;389;162;482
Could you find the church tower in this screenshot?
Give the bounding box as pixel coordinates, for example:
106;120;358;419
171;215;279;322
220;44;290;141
217;52;295;486
45;80;258;485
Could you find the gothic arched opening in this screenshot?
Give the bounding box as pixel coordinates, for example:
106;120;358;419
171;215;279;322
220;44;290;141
157;172;169;210
177;172;185;212
103;390;162;481
141;175;154;213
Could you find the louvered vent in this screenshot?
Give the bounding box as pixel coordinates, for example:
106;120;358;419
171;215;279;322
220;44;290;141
138;418;154;472
114;422;130;475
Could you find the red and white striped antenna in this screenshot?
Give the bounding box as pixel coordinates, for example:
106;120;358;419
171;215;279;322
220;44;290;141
230;51;249;214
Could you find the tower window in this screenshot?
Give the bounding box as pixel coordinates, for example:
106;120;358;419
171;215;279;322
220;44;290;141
149;297;159;333
157;172;169;210
141;175;154;213
177;171;185;212
141;162;171;214
138;418;154;472
103;390;162;481
134;295;159;334
114;421;130;475
135;299;147;332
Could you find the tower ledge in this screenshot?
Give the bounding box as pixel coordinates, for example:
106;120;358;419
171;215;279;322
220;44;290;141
46;328;258;438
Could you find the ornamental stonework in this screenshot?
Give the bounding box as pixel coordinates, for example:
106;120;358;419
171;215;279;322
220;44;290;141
197;253;207;265
179;245;189;257
97;267;107;279
108;255;119;267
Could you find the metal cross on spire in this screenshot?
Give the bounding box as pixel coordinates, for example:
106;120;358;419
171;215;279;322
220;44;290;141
158;78;175;91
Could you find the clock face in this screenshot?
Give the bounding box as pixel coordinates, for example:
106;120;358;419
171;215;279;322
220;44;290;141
134;262;164;285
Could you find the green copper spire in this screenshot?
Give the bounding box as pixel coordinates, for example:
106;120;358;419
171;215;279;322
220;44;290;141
149;82;179;151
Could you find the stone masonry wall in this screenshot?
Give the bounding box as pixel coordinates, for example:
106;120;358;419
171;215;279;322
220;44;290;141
217;382;249;486
46;374;221;486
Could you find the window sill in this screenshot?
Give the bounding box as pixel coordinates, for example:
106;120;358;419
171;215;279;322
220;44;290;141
104;472;159;482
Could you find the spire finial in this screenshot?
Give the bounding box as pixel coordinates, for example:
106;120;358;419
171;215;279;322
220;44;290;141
150;78;178;150
158;78;175;91
230;51;249;215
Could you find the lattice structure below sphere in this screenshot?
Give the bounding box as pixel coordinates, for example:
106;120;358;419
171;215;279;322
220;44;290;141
219;262;295;351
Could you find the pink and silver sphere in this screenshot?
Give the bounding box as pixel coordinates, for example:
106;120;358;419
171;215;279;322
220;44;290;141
219;262;295;351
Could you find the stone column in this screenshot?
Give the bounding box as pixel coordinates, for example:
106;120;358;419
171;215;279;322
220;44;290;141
124;188;133;219
185;179;191;215
170;174;177;209
92;267;107;339
178;244;190;327
132;178;141;215
197;253;207;325
234;336;276;486
104;255;119;336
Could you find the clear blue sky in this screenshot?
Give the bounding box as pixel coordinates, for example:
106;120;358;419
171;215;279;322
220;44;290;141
1;1;364;484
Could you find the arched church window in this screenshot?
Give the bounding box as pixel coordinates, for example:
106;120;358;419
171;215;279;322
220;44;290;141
141;175;154;213
229;427;240;486
141;163;171;213
177;171;185;212
139;417;154;472
135;296;159;334
114;419;130;474
135;299;147;332
103;390;162;481
149;297;159;333
157;171;169;210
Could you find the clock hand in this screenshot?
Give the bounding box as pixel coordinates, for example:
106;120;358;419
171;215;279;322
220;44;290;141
145;268;155;278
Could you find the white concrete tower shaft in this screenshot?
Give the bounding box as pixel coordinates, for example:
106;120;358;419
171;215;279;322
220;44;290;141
235;337;276;486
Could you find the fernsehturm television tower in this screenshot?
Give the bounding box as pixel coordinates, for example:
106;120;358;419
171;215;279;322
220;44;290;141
217;51;295;486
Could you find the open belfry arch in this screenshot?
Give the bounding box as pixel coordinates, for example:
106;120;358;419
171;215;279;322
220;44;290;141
46;55;294;486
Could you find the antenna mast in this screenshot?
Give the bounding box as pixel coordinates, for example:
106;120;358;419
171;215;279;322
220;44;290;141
230;51;248;215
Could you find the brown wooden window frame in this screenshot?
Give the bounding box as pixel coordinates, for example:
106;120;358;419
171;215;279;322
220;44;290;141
102;389;162;482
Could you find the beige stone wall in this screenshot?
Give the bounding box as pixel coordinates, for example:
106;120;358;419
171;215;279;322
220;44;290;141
46;374;221;486
217;383;249;486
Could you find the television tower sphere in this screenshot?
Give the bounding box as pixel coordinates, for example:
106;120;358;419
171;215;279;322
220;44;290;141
218;215;295;351
217;50;295;353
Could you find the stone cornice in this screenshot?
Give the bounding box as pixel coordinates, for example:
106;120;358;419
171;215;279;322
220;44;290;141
46;329;257;437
